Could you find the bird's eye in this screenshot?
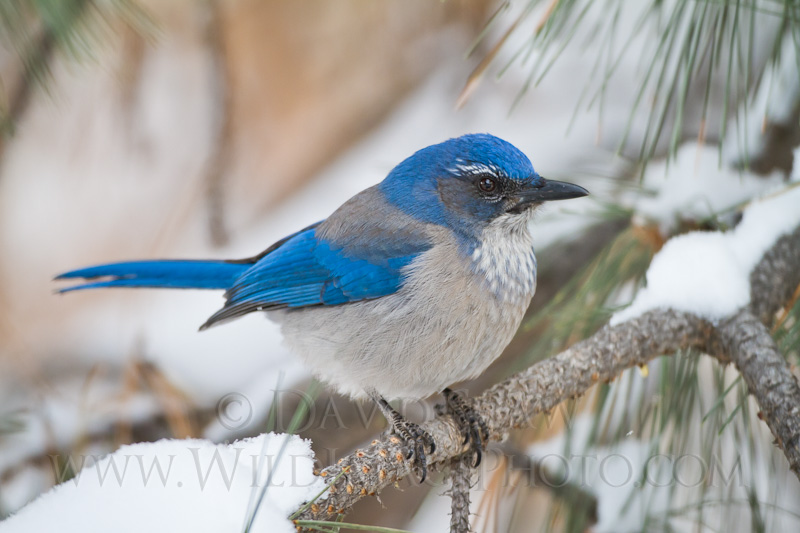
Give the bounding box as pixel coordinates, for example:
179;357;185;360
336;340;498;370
478;177;497;193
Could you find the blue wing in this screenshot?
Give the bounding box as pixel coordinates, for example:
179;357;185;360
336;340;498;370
200;226;429;329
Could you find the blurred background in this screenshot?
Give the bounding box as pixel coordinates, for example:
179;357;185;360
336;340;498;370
1;0;800;531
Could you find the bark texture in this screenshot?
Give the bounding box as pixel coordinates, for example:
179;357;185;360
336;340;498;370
447;457;473;533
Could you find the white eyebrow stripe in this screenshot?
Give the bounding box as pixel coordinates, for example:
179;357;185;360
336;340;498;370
447;162;504;176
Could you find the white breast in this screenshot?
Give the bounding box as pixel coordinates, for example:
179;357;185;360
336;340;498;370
471;213;538;302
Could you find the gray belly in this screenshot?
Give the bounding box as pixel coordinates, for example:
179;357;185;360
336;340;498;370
269;244;534;400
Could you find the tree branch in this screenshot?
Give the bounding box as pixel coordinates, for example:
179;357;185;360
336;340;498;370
447;457;472;533
717;311;800;475
296;223;800;523
749;225;800;326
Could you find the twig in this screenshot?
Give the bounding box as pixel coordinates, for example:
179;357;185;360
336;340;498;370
447;456;472;533
717;311;800;475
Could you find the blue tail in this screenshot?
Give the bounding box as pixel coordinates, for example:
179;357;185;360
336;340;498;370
55;260;250;292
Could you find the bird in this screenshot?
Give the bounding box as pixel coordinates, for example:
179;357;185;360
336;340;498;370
56;133;588;479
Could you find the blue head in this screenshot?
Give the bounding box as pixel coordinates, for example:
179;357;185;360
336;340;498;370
378;133;587;238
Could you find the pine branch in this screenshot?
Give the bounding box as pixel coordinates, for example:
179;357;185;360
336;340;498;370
295;224;800;524
717;311;800;473
447;457;472;533
749;224;800;325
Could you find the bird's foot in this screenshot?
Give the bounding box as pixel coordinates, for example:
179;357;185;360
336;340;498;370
375;397;435;482
391;418;436;482
441;388;488;467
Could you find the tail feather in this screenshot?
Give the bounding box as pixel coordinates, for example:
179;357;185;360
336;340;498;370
55;260;250;292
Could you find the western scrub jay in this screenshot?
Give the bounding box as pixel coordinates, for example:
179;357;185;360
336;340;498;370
56;133;588;479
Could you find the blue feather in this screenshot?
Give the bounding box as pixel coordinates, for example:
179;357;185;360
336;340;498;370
55;260;249;292
201;226;429;328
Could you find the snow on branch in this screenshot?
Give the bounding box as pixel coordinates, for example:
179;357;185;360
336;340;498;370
297;218;800;524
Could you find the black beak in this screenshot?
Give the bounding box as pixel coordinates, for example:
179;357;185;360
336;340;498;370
514;178;588;209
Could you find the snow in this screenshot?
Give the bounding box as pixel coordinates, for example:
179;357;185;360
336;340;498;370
622;29;798;233
630;143;785;232
612;184;800;324
724;33;800;163
0;433;325;533
611;31;799;325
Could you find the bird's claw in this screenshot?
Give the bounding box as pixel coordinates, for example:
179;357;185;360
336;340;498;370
373;394;436;482
391;419;435;482
442;388;488;467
